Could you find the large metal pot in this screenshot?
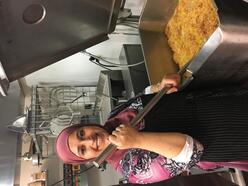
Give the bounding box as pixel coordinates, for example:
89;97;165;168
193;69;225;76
139;0;248;89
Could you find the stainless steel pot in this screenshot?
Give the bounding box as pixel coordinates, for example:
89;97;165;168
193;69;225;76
139;0;248;89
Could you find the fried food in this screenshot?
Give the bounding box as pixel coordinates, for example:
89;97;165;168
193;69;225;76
165;0;218;68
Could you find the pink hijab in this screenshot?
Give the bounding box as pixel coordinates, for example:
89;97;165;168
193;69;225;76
55;124;90;164
56;108;139;166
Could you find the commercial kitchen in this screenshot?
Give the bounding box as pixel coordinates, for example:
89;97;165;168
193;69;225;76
0;0;248;185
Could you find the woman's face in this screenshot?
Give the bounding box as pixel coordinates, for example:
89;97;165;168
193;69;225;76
68;126;110;160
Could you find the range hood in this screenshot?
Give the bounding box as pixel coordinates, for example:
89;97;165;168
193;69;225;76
0;0;121;96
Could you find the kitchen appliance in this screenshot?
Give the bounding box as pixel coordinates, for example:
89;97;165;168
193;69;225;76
139;0;248;89
0;0;121;96
119;44;150;99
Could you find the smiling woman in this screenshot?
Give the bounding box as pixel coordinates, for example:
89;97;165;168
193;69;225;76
56;124;110;164
68;126;110;159
55;74;248;184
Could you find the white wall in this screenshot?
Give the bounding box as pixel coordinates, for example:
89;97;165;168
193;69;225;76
0;82;21;186
25;33;141;86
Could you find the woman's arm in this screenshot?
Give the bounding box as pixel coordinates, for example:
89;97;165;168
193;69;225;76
110;124;204;183
109;124;187;159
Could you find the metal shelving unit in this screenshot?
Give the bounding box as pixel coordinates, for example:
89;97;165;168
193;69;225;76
27;84;100;160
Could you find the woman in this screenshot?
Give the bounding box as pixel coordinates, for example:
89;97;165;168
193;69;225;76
56;74;248;184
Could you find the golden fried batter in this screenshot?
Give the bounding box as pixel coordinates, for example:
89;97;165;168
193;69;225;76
165;0;218;68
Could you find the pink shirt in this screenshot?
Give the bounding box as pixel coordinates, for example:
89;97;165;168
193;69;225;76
105;96;248;184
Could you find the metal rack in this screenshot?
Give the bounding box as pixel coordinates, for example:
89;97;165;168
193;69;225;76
31;85;99;134
27;84;100;158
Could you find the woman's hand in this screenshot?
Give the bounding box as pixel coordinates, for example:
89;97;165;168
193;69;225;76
108;124;141;149
109;124;187;158
151;73;181;94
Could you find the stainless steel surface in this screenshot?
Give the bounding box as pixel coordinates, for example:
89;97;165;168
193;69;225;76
185;27;222;76
139;0;248;88
193;0;248;89
138;0;179;84
0;0;121;82
0;61;9;96
31;154;40;166
0;82;21;186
